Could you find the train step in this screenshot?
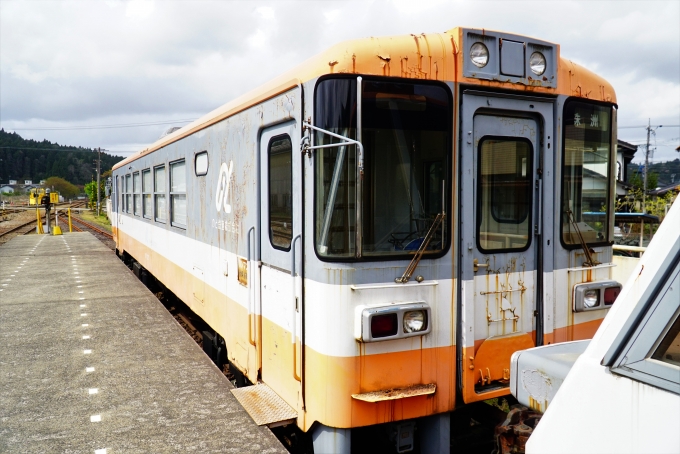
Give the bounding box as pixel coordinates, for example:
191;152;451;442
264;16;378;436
231;383;297;428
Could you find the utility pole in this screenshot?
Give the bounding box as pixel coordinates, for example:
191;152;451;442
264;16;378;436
643;119;651;213
642;120;663;213
96;147;101;217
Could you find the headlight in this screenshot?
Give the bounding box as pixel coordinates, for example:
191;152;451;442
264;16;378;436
403;310;428;333
470;42;489;68
583;289;599;308
529;51;546;75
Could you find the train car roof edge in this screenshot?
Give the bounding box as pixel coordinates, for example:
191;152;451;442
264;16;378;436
113;27;617;171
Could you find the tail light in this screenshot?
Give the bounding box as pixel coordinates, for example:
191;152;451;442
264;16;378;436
371;313;398;338
604;286;620;305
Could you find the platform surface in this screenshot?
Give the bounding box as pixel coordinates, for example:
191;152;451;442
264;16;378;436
0;232;286;454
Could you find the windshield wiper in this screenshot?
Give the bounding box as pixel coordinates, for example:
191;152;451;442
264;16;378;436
395;212;445;283
567;209;601;267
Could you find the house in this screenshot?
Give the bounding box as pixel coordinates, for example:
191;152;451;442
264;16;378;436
1;185;14;193
615;140;638;197
616;139;637;183
24;180;32;185
8;179;17;185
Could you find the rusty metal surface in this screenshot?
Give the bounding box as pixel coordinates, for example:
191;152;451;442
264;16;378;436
351;383;436;402
495;405;542;454
231;383;297;426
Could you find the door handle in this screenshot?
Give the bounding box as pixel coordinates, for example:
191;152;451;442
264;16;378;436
473;259;489;272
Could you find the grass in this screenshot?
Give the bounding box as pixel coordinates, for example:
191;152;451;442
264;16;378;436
74;208;112;232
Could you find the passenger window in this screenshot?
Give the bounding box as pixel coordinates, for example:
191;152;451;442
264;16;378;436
170;160;186;228
269;135;293;250
125;174;131;214
142;169;152;219
195;151;208;176
133;172;141;216
154;166;166;223
477;138;532;252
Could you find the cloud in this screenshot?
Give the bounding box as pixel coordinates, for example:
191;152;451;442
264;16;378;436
126;0;155;19
0;0;677;160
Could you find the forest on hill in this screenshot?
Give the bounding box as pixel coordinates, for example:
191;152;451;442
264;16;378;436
627;158;680;187
0;129;124;186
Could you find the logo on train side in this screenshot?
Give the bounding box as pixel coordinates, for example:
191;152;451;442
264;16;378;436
215;160;233;214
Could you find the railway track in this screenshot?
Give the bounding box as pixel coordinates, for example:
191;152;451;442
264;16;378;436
0;218;39;244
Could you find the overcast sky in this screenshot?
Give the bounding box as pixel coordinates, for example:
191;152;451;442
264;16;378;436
1;0;679;164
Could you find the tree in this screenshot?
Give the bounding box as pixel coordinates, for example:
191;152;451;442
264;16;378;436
84;180;104;206
629;171;658;191
44;176;80;199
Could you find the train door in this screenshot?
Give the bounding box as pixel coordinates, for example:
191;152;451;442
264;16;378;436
258;121;303;406
459;92;553;403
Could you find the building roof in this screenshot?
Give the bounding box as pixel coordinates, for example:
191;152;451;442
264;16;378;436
617;139;638;160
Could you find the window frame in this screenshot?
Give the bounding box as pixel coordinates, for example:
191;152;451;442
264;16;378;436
142;169;152;219
169;159;187;229
602;237;680;395
125;174;131;214
475;135;534;254
268;134;293;251
133;171;141;216
153;165;167;224
312;74;453;263
559;98;614;250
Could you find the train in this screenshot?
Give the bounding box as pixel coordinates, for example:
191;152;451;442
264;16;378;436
111;27;622;453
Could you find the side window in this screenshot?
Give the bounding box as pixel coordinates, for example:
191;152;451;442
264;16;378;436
133;172;141;216
604;244;680;394
477;138;532;252
125;174;131;214
115;176;119;212
195;151;208;176
170;160;186;228
142;169;152;219
154;166;166;223
268;135;293;250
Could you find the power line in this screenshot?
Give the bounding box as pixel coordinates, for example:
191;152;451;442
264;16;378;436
0;146;131;154
619;124;680;129
2;118;195;131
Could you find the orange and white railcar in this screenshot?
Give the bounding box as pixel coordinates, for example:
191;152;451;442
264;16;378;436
112;27;622;453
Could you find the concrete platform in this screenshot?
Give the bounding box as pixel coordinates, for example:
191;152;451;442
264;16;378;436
0;232;286;454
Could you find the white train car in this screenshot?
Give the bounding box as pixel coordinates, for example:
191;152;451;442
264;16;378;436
511;197;680;453
112;26;623;453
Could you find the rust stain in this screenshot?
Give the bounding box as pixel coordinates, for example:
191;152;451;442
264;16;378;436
351;383;436;402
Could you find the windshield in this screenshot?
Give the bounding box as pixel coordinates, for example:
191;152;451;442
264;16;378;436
314;77;451;259
561;100;613;246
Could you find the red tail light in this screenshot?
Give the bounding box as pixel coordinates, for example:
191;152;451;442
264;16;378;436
371;313;398;338
604;286;621;305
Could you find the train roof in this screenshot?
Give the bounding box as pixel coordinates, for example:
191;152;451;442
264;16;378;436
114;27;617;171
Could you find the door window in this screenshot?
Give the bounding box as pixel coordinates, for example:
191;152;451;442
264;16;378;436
477;137;532;252
268;135;293;250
